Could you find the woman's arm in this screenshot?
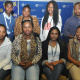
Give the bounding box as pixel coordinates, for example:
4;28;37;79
68;44;80;66
0;44;12;69
50;60;63;66
11;37;21;65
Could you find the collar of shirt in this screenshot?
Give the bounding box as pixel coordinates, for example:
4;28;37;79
74;15;80;19
3;12;12;20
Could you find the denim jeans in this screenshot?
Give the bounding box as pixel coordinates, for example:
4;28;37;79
0;69;11;80
43;63;64;80
11;64;39;80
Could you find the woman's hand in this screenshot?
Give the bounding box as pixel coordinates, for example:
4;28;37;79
76;61;80;67
19;61;32;68
50;61;59;66
45;62;54;71
19;62;26;67
22;61;32;68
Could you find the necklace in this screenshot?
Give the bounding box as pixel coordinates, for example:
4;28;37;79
50;40;57;57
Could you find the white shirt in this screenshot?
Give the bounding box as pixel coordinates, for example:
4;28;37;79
0;37;12;70
40;15;62;41
3;12;12;35
48;43;60;63
3;12;11;20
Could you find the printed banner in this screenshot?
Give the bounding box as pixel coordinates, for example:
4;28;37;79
0;1;73;36
19;1;73;36
0;1;18;18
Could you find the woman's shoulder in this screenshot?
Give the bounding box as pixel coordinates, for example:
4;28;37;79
59;39;66;47
16;15;23;21
69;38;74;44
4;37;12;45
13;34;22;43
42;40;49;45
31;15;38;20
15;34;22;39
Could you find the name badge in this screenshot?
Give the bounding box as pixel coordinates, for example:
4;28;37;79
7;30;11;35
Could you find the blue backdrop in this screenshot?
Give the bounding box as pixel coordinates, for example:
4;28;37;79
0;1;73;36
0;1;18;18
19;1;73;36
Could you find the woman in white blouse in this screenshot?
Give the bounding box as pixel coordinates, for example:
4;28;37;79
41;27;67;80
40;1;62;41
0;24;12;80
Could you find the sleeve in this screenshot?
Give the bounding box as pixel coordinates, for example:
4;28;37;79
11;37;21;65
32;37;42;64
56;15;62;32
14;17;22;37
42;60;48;66
33;17;40;35
0;44;12;69
41;41;48;66
60;58;66;64
60;41;67;64
40;17;44;41
63;19;70;36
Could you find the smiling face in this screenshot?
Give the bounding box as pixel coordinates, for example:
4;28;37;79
0;26;6;40
22;21;33;37
48;3;54;16
74;4;80;18
4;3;13;16
50;29;59;41
76;27;80;40
22;7;30;17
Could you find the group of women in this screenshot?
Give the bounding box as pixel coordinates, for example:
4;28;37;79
0;0;80;80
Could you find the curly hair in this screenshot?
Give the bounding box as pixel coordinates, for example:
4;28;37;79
42;1;59;29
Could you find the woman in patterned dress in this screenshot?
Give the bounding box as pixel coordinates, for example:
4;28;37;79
11;20;42;80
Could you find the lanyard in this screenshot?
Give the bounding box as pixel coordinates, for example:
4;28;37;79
3;12;11;29
50;40;57;57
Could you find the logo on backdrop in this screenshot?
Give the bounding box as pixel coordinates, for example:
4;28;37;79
35;4;44;7
0;1;18;18
0;8;3;12
19;1;73;36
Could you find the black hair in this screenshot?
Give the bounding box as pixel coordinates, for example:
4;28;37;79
46;27;60;42
5;1;13;7
74;2;80;7
0;23;7;37
21;20;39;37
76;25;80;32
22;4;31;11
42;1;59;30
0;24;6;31
21;20;33;28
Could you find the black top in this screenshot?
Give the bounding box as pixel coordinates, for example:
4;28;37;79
41;39;68;62
40;39;68;76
